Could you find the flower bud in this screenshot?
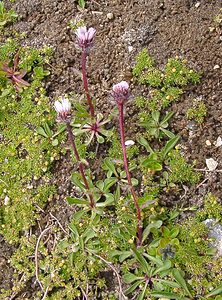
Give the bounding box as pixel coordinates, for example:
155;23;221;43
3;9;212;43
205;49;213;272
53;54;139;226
75;26;96;50
112;81;129;105
54;98;71;123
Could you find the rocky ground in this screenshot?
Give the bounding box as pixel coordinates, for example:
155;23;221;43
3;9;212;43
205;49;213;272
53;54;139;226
1;0;222;298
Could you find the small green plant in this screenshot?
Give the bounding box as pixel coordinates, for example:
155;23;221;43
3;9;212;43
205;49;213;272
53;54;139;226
2;22;219;300
186;98;207;124
76;0;86;9
165;149;200;184
0;1;18;27
0;41;55;242
133;49;200;112
0;50;30;91
140;111;175;139
197;193;222;222
213;8;222;25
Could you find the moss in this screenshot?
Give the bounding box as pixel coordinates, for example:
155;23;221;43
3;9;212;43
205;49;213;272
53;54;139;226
166;150;200;184
133;49;200;113
0;40;57;242
197;193;222;222
186;99;207;124
176;217;222;294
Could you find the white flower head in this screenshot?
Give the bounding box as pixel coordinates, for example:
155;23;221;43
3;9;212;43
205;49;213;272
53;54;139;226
112;81;130;105
54;98;71;123
75;26;96;49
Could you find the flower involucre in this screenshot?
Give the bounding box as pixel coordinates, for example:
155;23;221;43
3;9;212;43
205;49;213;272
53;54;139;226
112;81;130;104
75;26;96;49
54;98;71;123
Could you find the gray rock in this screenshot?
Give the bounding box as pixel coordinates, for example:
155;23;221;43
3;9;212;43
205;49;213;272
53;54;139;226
204;219;222;256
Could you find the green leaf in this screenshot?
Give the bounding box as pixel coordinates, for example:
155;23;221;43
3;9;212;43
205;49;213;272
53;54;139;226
133;249;150;274
152;111;160;122
124;279;144;295
137;136;154;153
205;284;222;298
142;157;162;171
97;134;104;143
96;197;114;207
124;272;144;284
150;291;187;299
160;111;174;125
137;282;148;300
114;185;120;202
52;139;58;146
43;122;53;136
162;136;180;159
161;128;175;138
163;226;171;237
36;126;48;138
131;178;139;186
104;177;118;191
83;228;96;243
78;0;86;8
142;220;162;243
153;260;171;276
172;269;192;297
67;197;88;206
103;158;117;176
170;227;180;238
72;210;85;221
157;279;180;288
119;251;132;262
143;253;163;266
71;173;85;190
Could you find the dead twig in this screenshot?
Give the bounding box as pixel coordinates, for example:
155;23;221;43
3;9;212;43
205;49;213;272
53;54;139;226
195;177;209;191
87;250;127;300
194;168;222;173
35;226;52;294
49;212;69;235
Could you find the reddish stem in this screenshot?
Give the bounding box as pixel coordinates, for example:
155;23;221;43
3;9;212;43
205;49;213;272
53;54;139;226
66;123;95;209
81;49;95;118
118;103;142;247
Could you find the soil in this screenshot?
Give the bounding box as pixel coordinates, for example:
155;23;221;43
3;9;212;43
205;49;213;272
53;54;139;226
1;0;222;298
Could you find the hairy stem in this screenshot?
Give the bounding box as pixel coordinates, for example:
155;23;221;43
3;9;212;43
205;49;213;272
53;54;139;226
81;49;95;118
66;123;95;208
118;103;142;246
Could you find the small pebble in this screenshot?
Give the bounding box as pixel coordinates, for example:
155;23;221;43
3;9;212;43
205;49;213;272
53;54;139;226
213;65;220;70
214;136;222;147
209;27;215;32
107;12;114;20
195;2;200;8
4;196;10;205
125;140;135;146
206;158;218;171
205;140;211;146
128;46;133;53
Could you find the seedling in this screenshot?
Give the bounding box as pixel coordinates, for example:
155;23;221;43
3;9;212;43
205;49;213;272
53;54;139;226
36;122;66;146
140;111;175;139
73;113;113;144
0;1;18;27
0;50;30;91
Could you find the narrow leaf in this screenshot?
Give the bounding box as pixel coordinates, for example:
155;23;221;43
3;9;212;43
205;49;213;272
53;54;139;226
205;284;222;298
124;279;144;295
172;268;192;297
162;136;180;159
67;197;88;206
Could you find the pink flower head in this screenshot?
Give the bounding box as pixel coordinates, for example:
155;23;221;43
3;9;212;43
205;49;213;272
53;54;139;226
112;81;130;105
54;98;71;123
75;26;96;49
